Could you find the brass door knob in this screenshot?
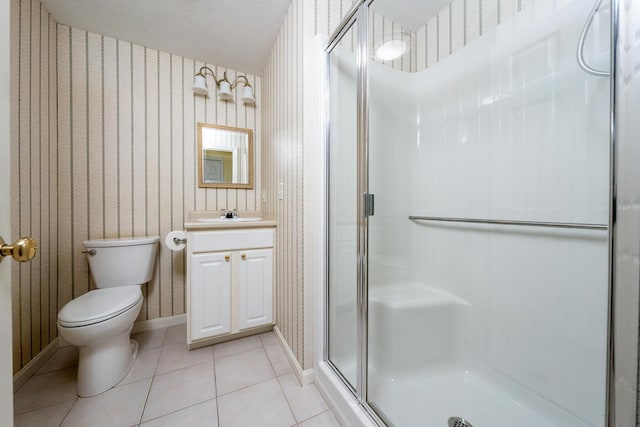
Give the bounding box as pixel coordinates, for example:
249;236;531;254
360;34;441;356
241;253;246;260
224;255;230;262
0;236;37;263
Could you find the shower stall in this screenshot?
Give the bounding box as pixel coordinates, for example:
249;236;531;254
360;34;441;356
320;0;639;425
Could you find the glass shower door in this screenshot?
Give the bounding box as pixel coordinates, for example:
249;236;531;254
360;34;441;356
365;0;611;426
327;21;359;389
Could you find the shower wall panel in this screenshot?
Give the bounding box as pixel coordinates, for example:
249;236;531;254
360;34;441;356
407;1;609;424
367;62;415;288
366;0;610;424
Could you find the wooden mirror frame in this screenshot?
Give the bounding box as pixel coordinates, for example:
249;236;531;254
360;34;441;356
197;122;254;189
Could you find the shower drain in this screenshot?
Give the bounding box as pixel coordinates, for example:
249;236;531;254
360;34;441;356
448;417;474;427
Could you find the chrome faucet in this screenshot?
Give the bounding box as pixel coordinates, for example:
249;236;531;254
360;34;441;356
219;209;239;219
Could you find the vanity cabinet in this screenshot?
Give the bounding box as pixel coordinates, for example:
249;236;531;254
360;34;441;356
190;252;232;340
186;226;275;347
238;249;273;330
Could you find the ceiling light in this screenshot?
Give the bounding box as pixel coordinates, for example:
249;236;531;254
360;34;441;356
192;66;255;104
376;39;409;61
375;32;412;61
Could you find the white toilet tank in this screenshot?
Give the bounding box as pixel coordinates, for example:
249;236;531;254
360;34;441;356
83;236;160;288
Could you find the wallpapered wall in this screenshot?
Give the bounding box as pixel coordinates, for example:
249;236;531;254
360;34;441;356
413;0;532;71
10;0;57;374
262;0;358;372
11;0;261;373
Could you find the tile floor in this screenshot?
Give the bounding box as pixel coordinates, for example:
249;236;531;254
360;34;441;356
13;325;340;427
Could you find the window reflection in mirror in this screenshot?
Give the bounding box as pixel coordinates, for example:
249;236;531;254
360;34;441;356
197;123;253;189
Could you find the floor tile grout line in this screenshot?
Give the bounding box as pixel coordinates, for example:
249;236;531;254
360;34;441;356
275;374;299;424
293;405;329;425
274;370;330;425
13;396;77;419
263;335;279;375
297;410;335;426
140;354;214;423
161;340;188;348
13;374;78;415
213;356;220;427
57;397;77;427
154;357;214;378
33;365;77;377
136;374;156;425
145;338;165;377
115;347;162;389
215;373;280;399
32;348;79;377
213;343;265;362
116;373;158;389
134;327;166;425
14;364;79;396
138;396;217;425
160;324;185;346
259;331;279;348
153;339;213;376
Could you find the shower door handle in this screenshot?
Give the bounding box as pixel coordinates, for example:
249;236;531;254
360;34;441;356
364;193;375;217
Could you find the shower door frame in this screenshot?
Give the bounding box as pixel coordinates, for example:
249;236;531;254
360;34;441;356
322;0;636;425
324;1;383;424
323;0;371;406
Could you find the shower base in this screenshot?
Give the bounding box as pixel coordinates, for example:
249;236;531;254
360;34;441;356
367;364;595;427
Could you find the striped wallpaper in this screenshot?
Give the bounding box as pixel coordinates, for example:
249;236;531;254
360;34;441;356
10;0;58;375
262;0;355;372
11;0;262;373
262;0;306;371
414;0;532;71
54;23;262;329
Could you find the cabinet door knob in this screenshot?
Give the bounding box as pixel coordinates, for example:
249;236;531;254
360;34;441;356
225;255;230;262
241;253;246;260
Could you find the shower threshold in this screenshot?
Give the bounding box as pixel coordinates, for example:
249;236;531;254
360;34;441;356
366;364;597;427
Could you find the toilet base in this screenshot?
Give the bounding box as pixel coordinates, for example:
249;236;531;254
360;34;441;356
77;334;139;397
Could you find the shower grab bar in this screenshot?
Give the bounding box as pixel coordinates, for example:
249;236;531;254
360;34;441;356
409;215;608;231
577;0;610;77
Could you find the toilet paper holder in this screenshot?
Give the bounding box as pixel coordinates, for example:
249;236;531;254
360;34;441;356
165;231;187;252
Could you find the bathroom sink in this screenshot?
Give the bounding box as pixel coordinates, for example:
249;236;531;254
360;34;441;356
196;217;263;223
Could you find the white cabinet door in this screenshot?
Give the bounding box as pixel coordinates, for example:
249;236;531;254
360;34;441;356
191;252;231;340
238;249;273;330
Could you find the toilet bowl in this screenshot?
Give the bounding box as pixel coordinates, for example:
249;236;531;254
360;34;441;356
57;236;159;397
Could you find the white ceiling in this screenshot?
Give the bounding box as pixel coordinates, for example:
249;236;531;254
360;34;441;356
40;0;292;75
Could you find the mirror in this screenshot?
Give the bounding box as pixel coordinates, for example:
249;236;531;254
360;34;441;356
197;123;254;189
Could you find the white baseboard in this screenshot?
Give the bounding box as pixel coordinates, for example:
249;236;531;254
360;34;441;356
13;338;60;392
131;314;187;334
273;325;314;386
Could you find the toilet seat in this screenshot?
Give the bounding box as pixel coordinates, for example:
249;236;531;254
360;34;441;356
58;286;142;328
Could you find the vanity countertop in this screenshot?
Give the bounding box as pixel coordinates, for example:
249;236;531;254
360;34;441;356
184;211;276;230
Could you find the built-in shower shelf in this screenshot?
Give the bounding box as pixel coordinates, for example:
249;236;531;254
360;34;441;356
369;282;467;309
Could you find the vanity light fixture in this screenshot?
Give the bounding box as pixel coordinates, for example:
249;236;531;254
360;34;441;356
192;66;256;104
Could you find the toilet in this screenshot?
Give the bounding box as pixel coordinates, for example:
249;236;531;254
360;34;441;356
57;236;159;397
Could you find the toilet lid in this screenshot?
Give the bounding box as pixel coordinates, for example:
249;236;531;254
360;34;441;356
58;286;142;327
